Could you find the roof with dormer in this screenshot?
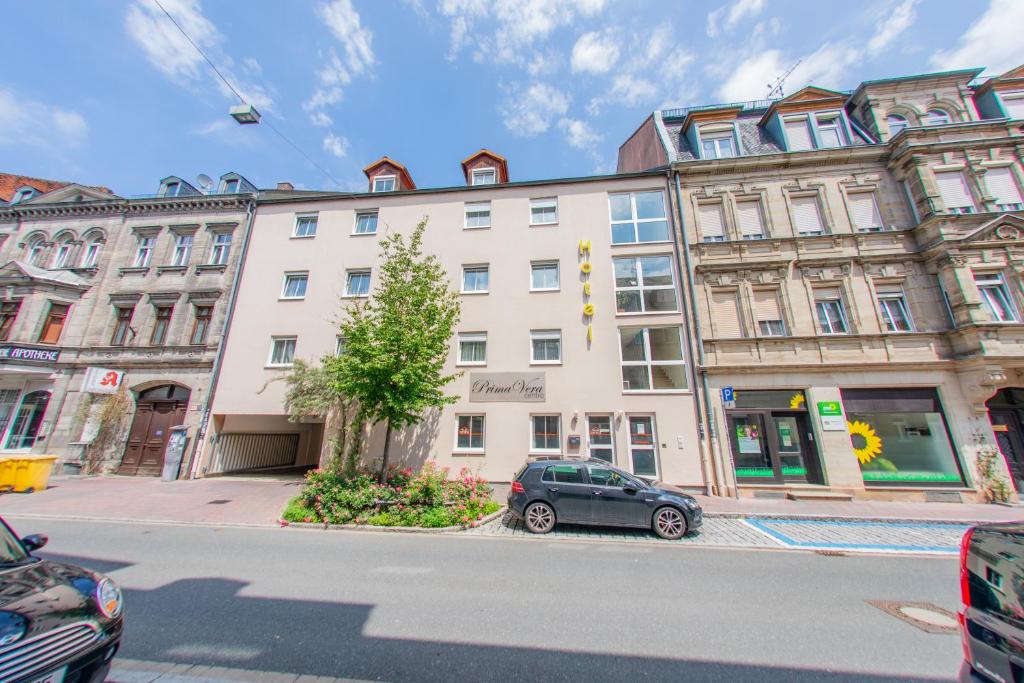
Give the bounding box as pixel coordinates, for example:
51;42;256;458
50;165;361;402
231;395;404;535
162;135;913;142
758;86;849;126
460;149;509;184
362;156;416;190
974;64;1024;96
0;173;111;202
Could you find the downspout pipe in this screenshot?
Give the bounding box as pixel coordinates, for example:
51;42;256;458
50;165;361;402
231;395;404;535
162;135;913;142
664;172;712;496
185;194;257;479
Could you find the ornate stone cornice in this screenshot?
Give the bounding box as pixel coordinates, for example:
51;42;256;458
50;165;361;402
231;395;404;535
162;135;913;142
0;195;251;223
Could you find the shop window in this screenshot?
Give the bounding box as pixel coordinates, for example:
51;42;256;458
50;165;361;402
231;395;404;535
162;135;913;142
38;303;69;345
613;256;677;313
190;305;213;345
3;390;51;450
0;389;20;438
0;301;21;341
532;415;561;453
455;415;485;452
609;191;669;244
841;388;964;485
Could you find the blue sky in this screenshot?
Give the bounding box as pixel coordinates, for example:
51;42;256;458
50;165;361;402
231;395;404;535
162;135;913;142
1;0;1020;196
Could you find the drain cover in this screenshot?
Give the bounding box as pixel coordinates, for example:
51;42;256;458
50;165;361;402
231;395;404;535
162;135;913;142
867;600;959;634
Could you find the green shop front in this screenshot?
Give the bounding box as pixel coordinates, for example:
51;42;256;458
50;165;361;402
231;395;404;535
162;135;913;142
725;390;824;484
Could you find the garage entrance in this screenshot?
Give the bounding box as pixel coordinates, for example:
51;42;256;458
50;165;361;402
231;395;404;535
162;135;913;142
119;384;191;476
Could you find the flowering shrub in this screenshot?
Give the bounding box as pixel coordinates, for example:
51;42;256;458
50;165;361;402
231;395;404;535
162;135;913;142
282;461;500;528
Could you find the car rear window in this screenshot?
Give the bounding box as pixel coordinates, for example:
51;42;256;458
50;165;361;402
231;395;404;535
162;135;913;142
542;465;584;484
514;463;530;481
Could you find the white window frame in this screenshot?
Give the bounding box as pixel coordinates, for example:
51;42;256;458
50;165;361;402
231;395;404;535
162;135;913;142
530;261;560;291
609;191;669;245
457;332;487;366
162;181;180;197
530;198;558;225
461;264;490;294
222;178;240;194
530;414;562;454
975;272;1019;323
344;270;371;298
80;240;101;268
454;414;486;453
530;329;562;365
267;336;297;367
372;175;396;193
790;194;827;236
758;319;786;336
26;240;45;267
134;236;155;268
815;113;847;148
586;414;615;464
171;233;193;266
924;108;952;126
293;214;319;238
281;272;309;300
846;191;885;233
613;255;678;314
877;290;914;333
335;335;346;356
51;241;71;269
627;414;660;479
815;295;850;335
14;188;34;203
209;233;232;265
619;326;687;393
353;211;378;235
782;115;814;152
464;201;491;229
700;130;736;159
886;114;909;136
471;167;497;186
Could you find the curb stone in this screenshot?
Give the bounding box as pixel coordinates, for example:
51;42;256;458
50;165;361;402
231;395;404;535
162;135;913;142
280;507;506;533
703;512;986;525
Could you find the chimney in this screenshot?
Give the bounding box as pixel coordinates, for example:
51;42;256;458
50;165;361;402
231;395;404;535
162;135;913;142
276;182;294;191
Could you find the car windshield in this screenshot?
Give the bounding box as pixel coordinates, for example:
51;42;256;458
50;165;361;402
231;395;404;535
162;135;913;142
0;521;29;565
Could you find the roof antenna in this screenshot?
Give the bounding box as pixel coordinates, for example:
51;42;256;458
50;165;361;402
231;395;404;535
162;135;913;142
767;59;802;99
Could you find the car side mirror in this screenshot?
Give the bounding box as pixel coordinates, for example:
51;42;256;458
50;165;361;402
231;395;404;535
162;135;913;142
623;485;639;495
21;534;47;552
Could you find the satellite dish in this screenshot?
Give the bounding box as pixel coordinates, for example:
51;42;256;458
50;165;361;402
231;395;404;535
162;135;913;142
196;174;214;192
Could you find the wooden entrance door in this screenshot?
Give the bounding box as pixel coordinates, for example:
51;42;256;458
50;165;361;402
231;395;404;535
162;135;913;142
119;400;187;476
991;410;1024;492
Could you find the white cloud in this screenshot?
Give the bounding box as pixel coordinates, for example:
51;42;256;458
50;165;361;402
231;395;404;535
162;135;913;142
0;89;88;150
717;50;785;101
868;0;918;53
586;26;695;113
305;0;375;126
571;30;620;74
706;0;766;38
558;117;601;149
500;82;570;136
309;111;333;127
931;0;1024;75
323;133;350;158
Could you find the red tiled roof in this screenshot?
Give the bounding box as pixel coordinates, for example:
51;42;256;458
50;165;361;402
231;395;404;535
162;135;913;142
0;173;112;202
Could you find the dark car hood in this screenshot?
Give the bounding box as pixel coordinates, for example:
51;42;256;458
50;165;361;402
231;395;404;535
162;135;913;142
0;558;102;640
648;481;694;498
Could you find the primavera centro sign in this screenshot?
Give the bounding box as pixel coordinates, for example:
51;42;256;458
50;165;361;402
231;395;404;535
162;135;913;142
0;345;60;363
469;373;545;403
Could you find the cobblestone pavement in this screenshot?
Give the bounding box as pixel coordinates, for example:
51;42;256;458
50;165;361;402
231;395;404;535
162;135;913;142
465;511;969;554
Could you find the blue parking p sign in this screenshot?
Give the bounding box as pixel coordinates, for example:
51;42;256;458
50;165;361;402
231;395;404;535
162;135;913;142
721;387;735;404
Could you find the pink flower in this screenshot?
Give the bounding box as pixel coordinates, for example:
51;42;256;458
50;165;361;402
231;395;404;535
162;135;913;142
477;513;483;520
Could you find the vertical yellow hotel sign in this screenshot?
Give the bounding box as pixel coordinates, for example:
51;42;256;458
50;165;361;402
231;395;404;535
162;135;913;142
579;240;593;342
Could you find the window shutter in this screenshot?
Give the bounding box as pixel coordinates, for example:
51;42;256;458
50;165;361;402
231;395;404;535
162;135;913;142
874;283;904;297
847;192;883;230
736;200;765;237
784;118;813;151
814;287;841;301
791;196;824;234
753;289;782;322
1004;97;1024;119
698;203;725;240
985;167;1023;205
710;289;743;338
934;171;974;209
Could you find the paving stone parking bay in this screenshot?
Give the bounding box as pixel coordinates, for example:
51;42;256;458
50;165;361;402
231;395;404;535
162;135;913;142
467;512;970;554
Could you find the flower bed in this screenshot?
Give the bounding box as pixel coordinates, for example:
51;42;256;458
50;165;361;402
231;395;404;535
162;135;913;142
282;461;500;528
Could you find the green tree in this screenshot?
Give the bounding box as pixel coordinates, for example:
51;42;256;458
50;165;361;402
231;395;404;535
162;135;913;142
279;358;360;474
330;218;461;481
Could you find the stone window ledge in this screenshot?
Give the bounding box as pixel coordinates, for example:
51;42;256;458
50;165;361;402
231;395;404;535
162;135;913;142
156;265;189;276
118;266;150;277
195;264;228;274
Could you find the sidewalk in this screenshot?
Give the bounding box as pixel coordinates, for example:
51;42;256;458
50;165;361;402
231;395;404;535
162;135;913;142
110;658;371;683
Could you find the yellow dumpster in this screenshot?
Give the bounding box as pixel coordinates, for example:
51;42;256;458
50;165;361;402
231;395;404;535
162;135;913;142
10;455;57;493
0;458;16;489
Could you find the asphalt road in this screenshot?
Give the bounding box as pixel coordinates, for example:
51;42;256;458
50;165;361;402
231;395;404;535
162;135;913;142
10;516;962;682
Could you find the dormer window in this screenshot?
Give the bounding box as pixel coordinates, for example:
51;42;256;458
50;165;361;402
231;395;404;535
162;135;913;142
700;130;736;159
924;109;952;126
373;175;396;193
222;179;239;194
815;114;847;148
13;188;35;203
886;114;909;136
783;116;814;151
471;168;497;186
162;181;181;197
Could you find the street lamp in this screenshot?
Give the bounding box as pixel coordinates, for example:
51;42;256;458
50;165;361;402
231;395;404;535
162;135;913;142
229;103;261;125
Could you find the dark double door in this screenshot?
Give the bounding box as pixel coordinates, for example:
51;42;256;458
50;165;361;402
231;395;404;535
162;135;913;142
119;400;187;476
987;388;1024;493
727;410;822;484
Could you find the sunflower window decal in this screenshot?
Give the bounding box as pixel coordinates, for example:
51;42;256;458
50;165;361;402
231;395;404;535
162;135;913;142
848;420;883;464
789;393;806;409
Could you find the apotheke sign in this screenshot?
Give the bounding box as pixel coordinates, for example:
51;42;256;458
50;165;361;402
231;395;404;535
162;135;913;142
469;373;545;403
0;345;60;363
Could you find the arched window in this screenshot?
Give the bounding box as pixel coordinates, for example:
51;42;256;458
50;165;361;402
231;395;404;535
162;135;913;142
886;114;909;136
25;238;46;267
924;109;952;126
50;235;75;269
79;233;104;268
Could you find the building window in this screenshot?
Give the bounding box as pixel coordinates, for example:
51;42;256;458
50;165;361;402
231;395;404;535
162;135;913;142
222;178;240;194
50;240;72;269
282;272;309;299
1003;93;1024;119
710;289;743;338
613;256;677;313
587;415;614;463
354;211;378;234
465;201;491;229
462;265;489;293
294;215;318;238
876;285;913;332
171;234;193;266
619;326;687;391
847;192;885;232
133;236;155;267
985;167;1024;211
210;233;232;265
700;130;736;159
783;116;814;151
628;416;659;477
790;195;826;236
150;306;173;345
190;306;212;345
268;337;297;366
162;181;180;197
25;239;46;267
609;191;669;244
335;336;346;356
35;302;68;345
975;272;1018;322
530;198;558;225
345;270;371;297
0;301;20;341
455;415;485;452
934;170;975;214
814;288;849;334
531;415;561;453
458;332;487;365
698;202;726;242
924;108;952;126
841;388;963;485
530;261;560;291
13;188;35;203
372;176;396;193
736;199;765;239
530;329;562;364
80;238;102;268
815;114;847;148
4;390;51;450
753;289;785;336
110;306;134;346
886;114;909;136
471;168;496;186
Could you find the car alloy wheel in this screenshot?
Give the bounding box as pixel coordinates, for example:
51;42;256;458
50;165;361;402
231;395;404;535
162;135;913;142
524;502;556;534
653;506;687;540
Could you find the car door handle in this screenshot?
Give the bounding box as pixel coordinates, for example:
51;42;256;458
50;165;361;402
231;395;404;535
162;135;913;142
592;490;603;495
547;487;559;492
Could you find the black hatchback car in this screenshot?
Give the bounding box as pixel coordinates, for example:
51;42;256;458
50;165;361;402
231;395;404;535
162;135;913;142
508;459;703;539
0;517;123;683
